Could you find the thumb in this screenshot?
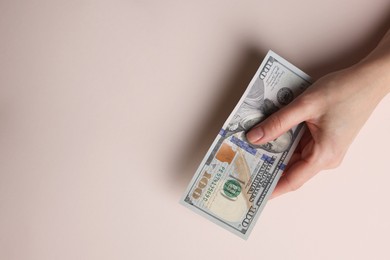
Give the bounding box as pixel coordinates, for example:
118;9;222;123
246;100;309;144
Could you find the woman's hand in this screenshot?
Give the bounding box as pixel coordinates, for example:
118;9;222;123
246;30;390;198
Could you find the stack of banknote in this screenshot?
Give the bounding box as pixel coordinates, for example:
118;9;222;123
181;51;312;239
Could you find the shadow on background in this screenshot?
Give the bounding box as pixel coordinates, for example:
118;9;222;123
307;16;390;79
171;14;390;197
171;45;267;194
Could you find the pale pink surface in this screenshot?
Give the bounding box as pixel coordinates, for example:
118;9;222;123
1;1;390;259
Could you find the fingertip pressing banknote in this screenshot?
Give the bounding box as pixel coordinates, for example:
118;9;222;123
180;50;312;239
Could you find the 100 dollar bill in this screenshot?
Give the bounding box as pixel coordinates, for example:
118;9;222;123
181;50;311;239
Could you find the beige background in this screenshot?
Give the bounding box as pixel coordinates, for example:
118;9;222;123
1;1;390;259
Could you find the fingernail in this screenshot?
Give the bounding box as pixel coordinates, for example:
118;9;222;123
246;126;263;143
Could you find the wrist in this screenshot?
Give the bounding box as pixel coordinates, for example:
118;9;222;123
354;32;390;96
351;57;390;99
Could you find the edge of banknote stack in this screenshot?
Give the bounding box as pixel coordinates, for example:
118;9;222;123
180;50;312;239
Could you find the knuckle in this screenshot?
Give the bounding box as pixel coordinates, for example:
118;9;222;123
285;175;303;192
290;184;302;192
295;92;324;117
320;148;345;169
328;157;343;169
266;115;283;133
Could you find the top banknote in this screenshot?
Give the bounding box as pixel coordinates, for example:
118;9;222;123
181;50;311;239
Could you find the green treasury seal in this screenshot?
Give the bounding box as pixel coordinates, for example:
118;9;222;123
223;179;242;198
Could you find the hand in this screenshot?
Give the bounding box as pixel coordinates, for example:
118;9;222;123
246;33;390;198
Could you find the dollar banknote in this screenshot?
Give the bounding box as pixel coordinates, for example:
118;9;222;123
180;50;312;239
